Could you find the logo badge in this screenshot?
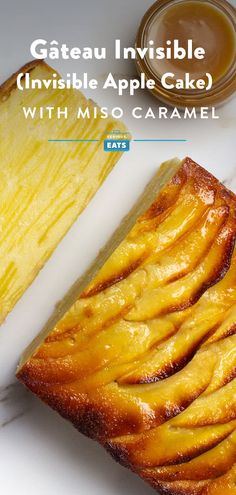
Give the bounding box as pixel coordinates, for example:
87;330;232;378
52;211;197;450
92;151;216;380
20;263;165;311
104;130;131;152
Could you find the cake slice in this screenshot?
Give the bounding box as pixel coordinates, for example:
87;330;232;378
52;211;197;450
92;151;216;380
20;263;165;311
0;60;127;323
17;157;236;495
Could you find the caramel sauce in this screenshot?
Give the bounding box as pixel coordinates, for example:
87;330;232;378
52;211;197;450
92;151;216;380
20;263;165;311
146;1;236;83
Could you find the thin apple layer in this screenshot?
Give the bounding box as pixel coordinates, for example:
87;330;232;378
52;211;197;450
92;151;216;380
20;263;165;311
0;60;127;323
17;158;236;495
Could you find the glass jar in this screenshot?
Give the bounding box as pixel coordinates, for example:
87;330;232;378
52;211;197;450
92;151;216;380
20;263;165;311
135;0;236;108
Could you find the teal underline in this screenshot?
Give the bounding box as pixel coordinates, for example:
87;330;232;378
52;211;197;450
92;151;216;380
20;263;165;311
133;139;187;142
48;139;187;143
48;139;100;142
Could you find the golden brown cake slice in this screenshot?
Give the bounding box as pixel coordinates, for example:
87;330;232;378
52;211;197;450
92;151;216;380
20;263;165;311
0;60;127;323
17;157;236;495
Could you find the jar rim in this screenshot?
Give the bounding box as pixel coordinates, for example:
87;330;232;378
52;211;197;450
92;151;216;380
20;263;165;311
135;0;236;106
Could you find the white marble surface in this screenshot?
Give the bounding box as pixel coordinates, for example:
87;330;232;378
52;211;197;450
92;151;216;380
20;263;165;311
0;1;236;494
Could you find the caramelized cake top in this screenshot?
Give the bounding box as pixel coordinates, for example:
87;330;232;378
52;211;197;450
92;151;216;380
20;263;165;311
18;158;236;495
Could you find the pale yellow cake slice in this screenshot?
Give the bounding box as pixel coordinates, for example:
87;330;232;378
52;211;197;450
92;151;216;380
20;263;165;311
0;60;127;323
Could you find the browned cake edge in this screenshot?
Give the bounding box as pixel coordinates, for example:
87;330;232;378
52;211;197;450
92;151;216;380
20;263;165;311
0;60;46;97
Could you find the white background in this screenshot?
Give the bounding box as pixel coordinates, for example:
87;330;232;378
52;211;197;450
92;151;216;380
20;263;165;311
0;1;235;494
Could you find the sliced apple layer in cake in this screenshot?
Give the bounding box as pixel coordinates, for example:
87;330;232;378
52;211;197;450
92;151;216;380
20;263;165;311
17;158;236;495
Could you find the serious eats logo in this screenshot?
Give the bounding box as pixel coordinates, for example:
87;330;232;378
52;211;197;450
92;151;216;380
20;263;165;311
104;131;131;152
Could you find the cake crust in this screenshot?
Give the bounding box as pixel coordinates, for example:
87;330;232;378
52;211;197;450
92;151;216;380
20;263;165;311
17;158;236;495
